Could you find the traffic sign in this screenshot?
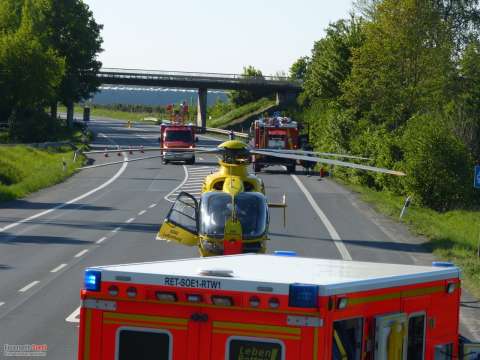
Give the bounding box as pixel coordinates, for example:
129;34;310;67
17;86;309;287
475;166;480;189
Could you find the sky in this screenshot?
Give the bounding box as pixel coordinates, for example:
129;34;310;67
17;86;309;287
84;0;354;76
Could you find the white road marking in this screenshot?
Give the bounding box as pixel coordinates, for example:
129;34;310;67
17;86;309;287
96;236;107;244
74;249;88;258
0;302;5;307
0;133;128;234
138;210;147;216
19;281;40;293
149;203;157;208
126;218;135;223
112;227;121;233
291;174;352;261
164;166;189;203
50;264;67;273
66;306;81;323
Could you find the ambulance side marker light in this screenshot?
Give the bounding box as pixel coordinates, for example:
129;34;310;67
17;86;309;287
126;287;137;298
211;296;233;306
268;297;280;309
84;269;101;291
446;283;456;294
249;296;260;307
289;284;319;308
187;294;203;303
337;297;348;309
156;291;177;302
108;285;119;296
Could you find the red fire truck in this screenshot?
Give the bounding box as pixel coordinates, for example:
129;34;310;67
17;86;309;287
159;122;197;165
77;253;476;360
250;116;300;173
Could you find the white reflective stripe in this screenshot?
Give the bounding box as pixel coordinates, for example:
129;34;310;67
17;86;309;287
19;281;40;292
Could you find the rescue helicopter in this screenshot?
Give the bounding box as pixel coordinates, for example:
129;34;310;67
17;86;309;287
81;137;405;257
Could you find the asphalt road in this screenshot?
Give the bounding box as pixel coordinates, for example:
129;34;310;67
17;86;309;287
0;119;478;359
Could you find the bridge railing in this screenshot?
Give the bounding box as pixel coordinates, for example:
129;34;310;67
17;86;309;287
98;68;302;87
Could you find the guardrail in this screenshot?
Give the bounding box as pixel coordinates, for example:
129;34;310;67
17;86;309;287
205;127;249;139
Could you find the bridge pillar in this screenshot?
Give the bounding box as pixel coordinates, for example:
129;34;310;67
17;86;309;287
197;88;207;130
276;91;297;106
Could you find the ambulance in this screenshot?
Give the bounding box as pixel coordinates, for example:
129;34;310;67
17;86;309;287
77;254;477;360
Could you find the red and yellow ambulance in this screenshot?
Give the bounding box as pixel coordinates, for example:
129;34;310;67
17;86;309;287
78;254;473;359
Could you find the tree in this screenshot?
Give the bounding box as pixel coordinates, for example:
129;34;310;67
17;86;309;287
289;56;309;81
45;0;103;123
342;0;453;129
303;17;364;103
228;66;272;106
0;0;64;140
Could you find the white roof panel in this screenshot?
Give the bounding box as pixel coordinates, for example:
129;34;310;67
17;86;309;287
91;254;459;296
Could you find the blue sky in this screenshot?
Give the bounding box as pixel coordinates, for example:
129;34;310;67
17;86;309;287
84;0;353;75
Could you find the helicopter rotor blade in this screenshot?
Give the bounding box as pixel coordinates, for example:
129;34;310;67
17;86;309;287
82;147;218;155
80;149;220;170
259;148;372;161
251;150;406;176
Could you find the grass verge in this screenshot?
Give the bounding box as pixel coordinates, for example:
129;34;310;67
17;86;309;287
59;105;173;124
207;98;276;128
339;179;480;297
0;145;85;203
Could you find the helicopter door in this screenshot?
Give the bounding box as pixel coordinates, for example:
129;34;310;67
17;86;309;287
156;192;199;246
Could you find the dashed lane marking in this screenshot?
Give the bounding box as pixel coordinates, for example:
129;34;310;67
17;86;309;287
0;302;5;307
126;218;135;223
96;236;107;244
50;264;67;273
138;210;147;216
291;174;352;261
19;281;40;293
66;306;80;323
74;249;88;258
149;203;157;209
112;227;121;233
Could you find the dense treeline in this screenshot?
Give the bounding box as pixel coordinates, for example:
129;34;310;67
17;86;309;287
292;0;480;211
0;0;102;142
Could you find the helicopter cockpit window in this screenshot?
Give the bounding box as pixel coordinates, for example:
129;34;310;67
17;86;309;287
199;192;268;239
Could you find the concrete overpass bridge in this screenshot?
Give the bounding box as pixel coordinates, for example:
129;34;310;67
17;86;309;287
96;68;302;129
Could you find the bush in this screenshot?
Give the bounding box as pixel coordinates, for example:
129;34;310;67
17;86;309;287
402;114;473;211
8;107;64;143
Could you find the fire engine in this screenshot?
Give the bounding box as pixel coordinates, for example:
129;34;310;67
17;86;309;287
77;253;477;360
250;115;299;173
159;122;197;165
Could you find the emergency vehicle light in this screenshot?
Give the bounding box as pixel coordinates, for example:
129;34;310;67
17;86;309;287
187;294;203;303
432;261;455;267
211;296;233;306
156;291;177;302
274;250;297;257
84;269;101;291
289;284;319;308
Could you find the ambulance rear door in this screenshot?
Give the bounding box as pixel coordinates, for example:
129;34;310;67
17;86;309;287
202;305;321;359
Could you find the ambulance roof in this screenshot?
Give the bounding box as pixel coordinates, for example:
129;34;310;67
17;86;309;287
91;254;459;296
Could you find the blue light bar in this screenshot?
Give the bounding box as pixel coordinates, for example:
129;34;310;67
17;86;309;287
274;250;297;257
289;283;318;308
84;269;101;291
432;261;455;267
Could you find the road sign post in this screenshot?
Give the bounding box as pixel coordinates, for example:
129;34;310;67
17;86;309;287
475;166;480;189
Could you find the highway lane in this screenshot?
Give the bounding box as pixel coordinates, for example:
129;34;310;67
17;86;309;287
0;119;478;359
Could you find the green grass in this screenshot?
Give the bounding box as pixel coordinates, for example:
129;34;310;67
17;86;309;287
59;105;176;124
339;179;480;297
207;98;276;128
0;145;85;202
